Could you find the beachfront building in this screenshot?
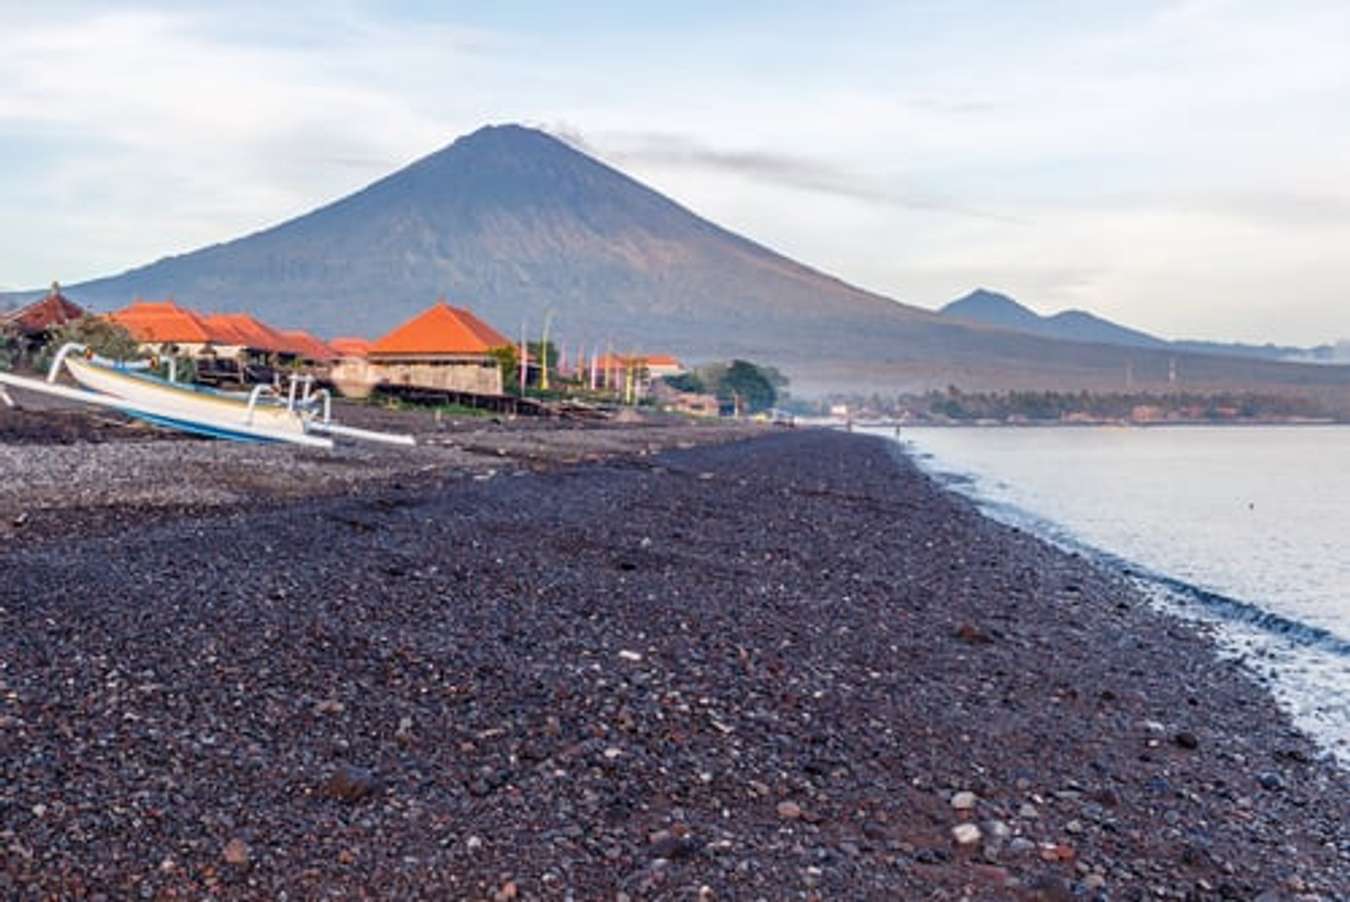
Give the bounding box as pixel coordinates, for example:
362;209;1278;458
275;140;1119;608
590;353;685;393
642;355;685;381
281;330;338;366
1;283;87;357
201;313;305;368
200;314;271;369
191;314;270;385
110;300;218;357
110;301;334;385
328;336;372;358
649;381;720;417
329;301;509;398
326;338;373;396
196;316;336;383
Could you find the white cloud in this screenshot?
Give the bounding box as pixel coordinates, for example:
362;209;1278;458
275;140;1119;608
0;6;517;279
1;1;1349;345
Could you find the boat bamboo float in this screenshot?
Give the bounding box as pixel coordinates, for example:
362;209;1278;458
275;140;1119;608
0;343;414;449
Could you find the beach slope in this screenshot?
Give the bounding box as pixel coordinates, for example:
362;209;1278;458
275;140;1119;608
1;429;1346;898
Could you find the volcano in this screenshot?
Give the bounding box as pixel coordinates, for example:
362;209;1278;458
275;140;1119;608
23;124;1350;396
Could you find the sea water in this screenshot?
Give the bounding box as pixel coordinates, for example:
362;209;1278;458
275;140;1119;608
865;424;1350;764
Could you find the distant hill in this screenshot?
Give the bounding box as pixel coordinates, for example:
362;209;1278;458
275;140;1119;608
939;289;1048;334
6;124;1350;398
940;288;1334;362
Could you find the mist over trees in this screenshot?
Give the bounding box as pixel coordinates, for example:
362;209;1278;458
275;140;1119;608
794;386;1342;422
664;359;786;413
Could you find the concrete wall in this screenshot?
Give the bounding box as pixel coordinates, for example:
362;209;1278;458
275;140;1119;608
330;356;503;399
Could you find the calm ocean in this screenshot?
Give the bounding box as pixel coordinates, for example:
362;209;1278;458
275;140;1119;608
866;424;1350;764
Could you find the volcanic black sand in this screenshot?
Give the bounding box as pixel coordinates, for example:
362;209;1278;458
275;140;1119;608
2;428;1347;899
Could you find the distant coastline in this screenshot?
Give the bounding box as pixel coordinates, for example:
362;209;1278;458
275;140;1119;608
800;386;1350;426
807;415;1345;430
858;416;1345;428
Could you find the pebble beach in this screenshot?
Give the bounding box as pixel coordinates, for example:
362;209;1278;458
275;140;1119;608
2;416;1348;899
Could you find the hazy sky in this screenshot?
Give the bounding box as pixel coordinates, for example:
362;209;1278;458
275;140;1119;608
3;1;1349;345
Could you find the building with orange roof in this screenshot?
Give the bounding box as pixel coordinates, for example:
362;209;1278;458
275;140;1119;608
194;315;333;385
3;282;87;339
649;379;721;418
206;313;301;358
108;301;333;385
200;314;259;352
110;300;218;351
331;300;510;398
641;354;685;379
191;313;263;386
587;352;685;391
1;282;88;363
367;302;510;357
280;330;336;363
329;337;372;358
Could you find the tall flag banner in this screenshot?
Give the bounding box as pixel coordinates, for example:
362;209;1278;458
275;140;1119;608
626;350;637;404
590;345;599;391
518;321;527;395
540;310;554;391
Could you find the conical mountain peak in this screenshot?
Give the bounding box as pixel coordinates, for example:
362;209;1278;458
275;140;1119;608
55;123;915;366
32;123;1340;393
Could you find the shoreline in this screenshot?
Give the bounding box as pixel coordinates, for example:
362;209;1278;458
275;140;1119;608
2;428;1347;897
833;419;1348;430
892;423;1350;771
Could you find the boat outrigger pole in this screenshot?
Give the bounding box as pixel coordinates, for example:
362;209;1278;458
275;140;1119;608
0;342;414;449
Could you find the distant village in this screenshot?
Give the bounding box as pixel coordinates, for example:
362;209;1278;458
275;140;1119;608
0;284;787;420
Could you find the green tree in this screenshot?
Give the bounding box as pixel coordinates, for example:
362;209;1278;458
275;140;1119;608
717;359;778;413
0;330;16;372
36;317;146;371
488;344;519;394
662;371;705;393
759;365;791;397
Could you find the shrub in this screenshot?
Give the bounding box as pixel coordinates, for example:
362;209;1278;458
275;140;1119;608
0;331;16;372
36;317;146;371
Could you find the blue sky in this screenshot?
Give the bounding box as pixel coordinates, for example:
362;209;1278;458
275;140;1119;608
3;0;1349;345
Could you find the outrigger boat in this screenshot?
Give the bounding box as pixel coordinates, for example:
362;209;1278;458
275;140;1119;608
0;343;414;449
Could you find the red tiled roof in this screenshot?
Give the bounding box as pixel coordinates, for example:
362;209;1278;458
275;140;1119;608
644;354;682;367
4;288;86;335
201;314;256;348
329;337;372;358
369;301;510;356
220;314;291;353
110;300;216;344
106;301;336;358
280;329;337;361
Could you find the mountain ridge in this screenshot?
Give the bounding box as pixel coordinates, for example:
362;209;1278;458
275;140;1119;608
939;288;1335;362
6;124;1350;396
